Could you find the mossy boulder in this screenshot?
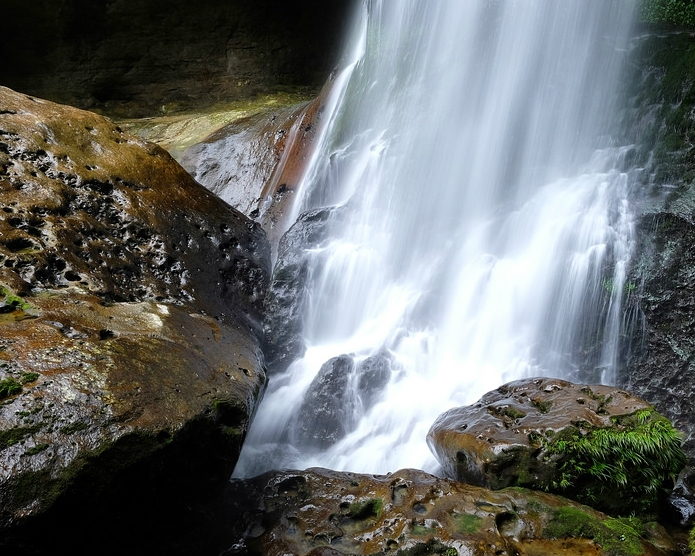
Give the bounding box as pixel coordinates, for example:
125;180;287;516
0;86;270;554
219;467;674;556
427;378;686;517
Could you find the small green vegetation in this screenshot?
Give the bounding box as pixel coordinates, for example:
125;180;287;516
0;377;22;399
59;421;89;435
544;506;644;556
23;443;49;456
640;0;695;26
451;512;483;534
348;497;383;520
20;372;39;384
602;278;638;294
689;523;695;556
542;408;686;516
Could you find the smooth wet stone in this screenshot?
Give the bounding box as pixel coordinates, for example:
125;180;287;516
180;79;334;253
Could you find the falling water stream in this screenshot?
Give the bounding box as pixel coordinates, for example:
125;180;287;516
235;0;638;477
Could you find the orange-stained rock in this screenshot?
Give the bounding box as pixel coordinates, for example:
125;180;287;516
0;86;269;553
181;76;335;255
220;467;674;556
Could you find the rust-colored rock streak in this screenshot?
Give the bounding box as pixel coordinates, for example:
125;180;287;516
258;80;332;246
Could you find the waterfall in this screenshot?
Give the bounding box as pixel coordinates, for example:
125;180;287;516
235;0;638;477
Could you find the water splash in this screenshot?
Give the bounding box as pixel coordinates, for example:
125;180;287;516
236;0;638;476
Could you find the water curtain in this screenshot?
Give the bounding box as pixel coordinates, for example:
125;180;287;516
236;0;638;476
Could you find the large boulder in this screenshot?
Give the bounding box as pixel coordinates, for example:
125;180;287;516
0;86;270;554
427;378;686;517
218;467;675;556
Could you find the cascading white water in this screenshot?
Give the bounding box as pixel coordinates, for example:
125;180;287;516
235;0;638;477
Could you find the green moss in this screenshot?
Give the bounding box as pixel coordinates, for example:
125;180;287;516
489;405;526;420
531;399;552;414
20;372;39;384
24;443;49;456
0;424;41;449
544;507;644;556
542;408;686;516
0;285;31;312
220;425;243;438
348;497;383;520
411;524;436;536
394;539;458;556
451;512;483;534
0;377;22;399
59;422;89;435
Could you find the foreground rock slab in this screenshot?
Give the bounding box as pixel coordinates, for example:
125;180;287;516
0;86;269;553
220;467;673;556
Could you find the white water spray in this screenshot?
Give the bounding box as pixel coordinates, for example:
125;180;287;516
236;0;638;476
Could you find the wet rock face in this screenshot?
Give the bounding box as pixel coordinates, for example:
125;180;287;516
293;352;392;450
615;31;695;464
0;87;269;553
1;0;352;116
180;79;334;252
263;205;345;374
295;355;355;449
220;467;673;556
427;378;684;517
623;212;695;460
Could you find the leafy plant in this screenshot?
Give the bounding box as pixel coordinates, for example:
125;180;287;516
542;409;686;516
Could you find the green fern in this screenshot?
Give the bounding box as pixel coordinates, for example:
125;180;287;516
542;408;686;516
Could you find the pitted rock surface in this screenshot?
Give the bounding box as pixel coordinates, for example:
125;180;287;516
427;377;652;489
220;467;673;556
0;86;269;552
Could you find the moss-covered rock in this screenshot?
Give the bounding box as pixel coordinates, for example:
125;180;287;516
427;378;685;517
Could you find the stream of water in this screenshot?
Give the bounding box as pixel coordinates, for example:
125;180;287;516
235;0;638;477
